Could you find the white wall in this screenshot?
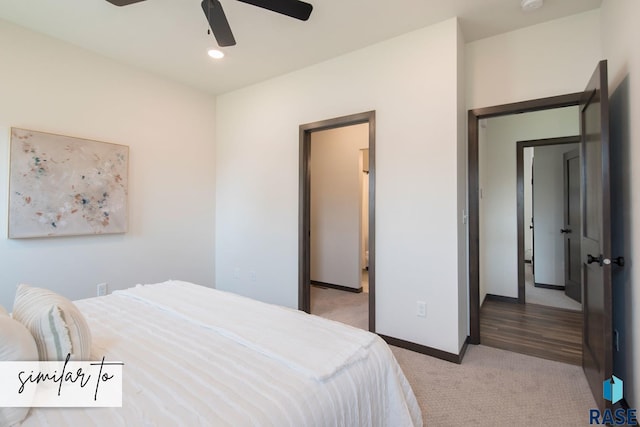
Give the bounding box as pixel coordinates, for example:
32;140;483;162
532;144;579;286
360;149;369;270
601;0;640;408
466;9;602;110
456;21;469;352
479;108;578;300
310;124;368;289
0;20;217;310
216;18;465;354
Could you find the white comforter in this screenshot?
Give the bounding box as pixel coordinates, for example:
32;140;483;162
20;281;422;426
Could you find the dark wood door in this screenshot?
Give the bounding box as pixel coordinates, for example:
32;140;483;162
530;158;535;272
563;149;581;302
580;60;612;410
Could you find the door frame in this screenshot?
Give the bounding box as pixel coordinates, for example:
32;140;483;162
516;136;581;303
299;110;376;332
468;94;582;344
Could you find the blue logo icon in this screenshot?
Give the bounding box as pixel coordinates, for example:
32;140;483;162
604;375;623;404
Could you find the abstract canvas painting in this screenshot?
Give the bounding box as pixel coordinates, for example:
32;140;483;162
9;128;129;238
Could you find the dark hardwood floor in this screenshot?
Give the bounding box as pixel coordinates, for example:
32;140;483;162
480;299;582;365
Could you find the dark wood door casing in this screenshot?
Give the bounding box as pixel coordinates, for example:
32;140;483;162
299;111;376;332
468;93;583;344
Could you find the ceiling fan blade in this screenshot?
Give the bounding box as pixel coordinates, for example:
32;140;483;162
105;0;146;6
201;0;236;47
237;0;313;21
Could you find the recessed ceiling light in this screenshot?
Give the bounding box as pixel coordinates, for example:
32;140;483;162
208;49;224;59
521;0;543;12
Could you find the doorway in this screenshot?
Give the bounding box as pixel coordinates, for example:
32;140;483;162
478;106;580;307
299;111;376;332
476;108;584;366
517;137;583;311
468;93;582;343
470;61;615;410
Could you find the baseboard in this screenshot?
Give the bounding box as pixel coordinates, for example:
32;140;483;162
458;336;470;361
310;280;363;293
379;334;467;364
534;282;565;291
484;294;519;305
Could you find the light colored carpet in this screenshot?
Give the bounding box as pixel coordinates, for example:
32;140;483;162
310;285;368;330
361;269;369;293
392;344;596;426
311;286;596;426
525;264;582;311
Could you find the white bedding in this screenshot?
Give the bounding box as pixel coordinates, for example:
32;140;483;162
114;281;376;380
20;281;422;426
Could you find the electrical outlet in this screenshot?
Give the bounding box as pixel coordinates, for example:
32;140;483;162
234;267;241;279
249;271;257;282
97;283;108;297
416;301;426;318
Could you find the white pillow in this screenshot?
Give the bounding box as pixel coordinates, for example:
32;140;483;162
0;308;37;360
0;306;38;427
12;284;92;361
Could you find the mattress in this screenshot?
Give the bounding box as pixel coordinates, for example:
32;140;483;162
19;281;422;426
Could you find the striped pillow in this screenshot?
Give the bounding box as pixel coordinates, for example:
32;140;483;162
12;284;92;361
0;305;38;426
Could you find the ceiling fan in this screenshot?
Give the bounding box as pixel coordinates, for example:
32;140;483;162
105;0;313;47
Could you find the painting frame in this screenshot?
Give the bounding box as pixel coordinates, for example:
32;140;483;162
8;128;129;239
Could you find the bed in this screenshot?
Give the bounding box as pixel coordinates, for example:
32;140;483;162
17;280;422;426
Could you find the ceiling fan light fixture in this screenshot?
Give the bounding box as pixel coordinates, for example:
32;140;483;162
108;0;313;48
208;49;225;59
521;0;543;12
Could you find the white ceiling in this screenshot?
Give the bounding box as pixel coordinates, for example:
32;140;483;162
0;0;601;95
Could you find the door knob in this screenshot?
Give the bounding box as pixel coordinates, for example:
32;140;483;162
587;254;604;266
560;228;572;234
612;256;625;267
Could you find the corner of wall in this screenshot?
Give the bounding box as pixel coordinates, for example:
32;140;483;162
456;18;469;351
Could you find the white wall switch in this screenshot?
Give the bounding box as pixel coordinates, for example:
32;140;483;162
417;301;426;317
